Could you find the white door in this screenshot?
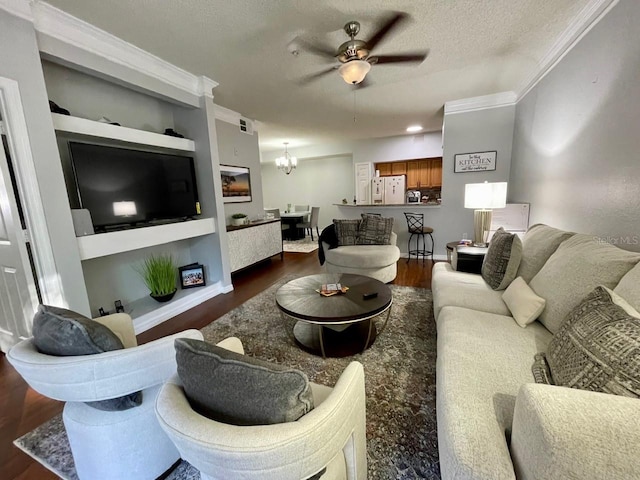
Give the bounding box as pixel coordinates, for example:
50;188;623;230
355;162;372;205
0;125;39;352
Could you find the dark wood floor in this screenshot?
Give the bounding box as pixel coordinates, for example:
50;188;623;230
0;252;435;479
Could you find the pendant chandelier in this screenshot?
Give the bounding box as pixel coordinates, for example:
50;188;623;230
275;142;297;175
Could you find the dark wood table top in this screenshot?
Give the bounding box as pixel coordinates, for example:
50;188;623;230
276;273;392;324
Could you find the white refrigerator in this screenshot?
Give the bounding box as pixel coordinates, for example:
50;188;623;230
372;177;385;203
383;175;406;204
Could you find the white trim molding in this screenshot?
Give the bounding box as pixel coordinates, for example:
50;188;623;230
28;1;217;102
517;0;619;100
0;0;33;21
0;76;65;306
444;92;517;115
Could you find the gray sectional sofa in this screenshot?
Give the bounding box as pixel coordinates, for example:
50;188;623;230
432;224;640;480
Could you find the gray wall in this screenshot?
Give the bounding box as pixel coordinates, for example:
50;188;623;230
510;0;640;249
216;119;264;223
261;154;355;231
0;11;89;313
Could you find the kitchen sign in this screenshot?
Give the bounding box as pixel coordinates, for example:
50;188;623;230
454;151;497;173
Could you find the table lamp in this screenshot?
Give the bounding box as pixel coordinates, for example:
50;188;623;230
464;181;507;246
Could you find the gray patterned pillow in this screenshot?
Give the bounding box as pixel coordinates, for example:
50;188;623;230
32;305;142;411
357;214;393;245
481;227;522;290
333;219;360;246
175;338;314;425
544;286;640;398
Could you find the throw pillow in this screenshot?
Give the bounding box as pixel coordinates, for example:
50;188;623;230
528;233;640;334
531;352;554;385
356;214;393;245
175;338;314;425
502;276;546;327
481;227;522;290
544;286;640;398
333;219;360;246
516;224;575;283
32;305;142;411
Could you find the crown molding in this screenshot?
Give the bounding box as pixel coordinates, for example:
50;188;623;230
29;1;217;99
213;103;258;131
0;0;32;21
517;0;618;101
444;92;517;115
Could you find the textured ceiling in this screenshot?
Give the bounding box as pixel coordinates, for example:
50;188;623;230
45;0;592;151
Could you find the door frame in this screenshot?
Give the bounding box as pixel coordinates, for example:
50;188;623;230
0;76;64;306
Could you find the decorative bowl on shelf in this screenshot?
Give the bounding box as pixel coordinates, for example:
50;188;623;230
151;289;177;303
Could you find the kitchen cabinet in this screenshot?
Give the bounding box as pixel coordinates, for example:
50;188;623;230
375;158;442;188
376;162;392;176
391;162;407;175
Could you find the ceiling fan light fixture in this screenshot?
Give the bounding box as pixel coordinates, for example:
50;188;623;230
338;60;371;85
406;125;423;133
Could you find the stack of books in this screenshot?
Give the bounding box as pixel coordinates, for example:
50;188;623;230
317;283;349;297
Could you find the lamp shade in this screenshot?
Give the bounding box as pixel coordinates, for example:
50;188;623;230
338;60;371;84
464;182;507;209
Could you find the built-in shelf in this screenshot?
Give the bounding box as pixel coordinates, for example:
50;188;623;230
51;113;195;151
129;281;234;334
77;218;215;260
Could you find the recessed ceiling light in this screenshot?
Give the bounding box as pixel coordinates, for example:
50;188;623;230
406;125;423;133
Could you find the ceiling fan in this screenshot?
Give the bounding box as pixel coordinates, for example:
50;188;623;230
295;12;428;87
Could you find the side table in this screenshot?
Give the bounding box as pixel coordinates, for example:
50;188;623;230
446;241;488;274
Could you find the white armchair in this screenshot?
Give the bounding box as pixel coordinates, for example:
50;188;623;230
7;313;203;480
155;337;367;480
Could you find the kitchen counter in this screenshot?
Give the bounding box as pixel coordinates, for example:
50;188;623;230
334;203;441;208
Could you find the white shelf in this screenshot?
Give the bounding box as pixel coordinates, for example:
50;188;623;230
52;113;195;151
77;218;215;260
130;281;234;334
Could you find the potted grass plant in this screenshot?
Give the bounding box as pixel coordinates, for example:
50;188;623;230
137;254;177;302
231;213;248;226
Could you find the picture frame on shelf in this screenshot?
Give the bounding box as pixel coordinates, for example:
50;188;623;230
179;263;206;289
220;165;252;203
454;151;497;173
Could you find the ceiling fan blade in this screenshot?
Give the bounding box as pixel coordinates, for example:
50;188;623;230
372;52;428;65
293;37;336;59
366;12;407;51
297;66;338;85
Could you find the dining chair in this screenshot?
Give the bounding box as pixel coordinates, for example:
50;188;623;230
265;208;290;235
296;207;320;241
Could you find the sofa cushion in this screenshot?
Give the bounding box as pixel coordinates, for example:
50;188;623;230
516;224;575;283
32;305;142;411
357;214;393;245
614;262;640;313
333;219;360;246
324;244;400;269
481;227;522;290
545;286;640;398
436;306;553;480
175;338;314;425
431;262;510;321
502;277;546;328
529;234;640;334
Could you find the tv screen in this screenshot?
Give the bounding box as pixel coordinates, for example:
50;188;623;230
69;142;199;230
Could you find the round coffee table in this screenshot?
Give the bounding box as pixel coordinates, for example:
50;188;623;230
276;273;392;358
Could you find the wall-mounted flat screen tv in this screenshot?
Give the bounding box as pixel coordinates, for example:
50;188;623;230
69;142;199;231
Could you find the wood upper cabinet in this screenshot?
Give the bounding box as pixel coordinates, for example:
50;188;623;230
391;162;407;176
376;162;392;176
429;158;443;187
376;158;442;187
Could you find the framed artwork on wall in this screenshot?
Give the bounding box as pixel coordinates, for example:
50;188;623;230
454;151;497;173
220;165;252;203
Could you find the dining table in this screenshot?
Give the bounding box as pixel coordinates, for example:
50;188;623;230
280;211;310;240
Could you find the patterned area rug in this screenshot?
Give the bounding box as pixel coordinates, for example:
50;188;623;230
15;281;440;480
283;236;319;253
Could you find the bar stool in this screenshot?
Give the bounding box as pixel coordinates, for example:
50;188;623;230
404;212;434;263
